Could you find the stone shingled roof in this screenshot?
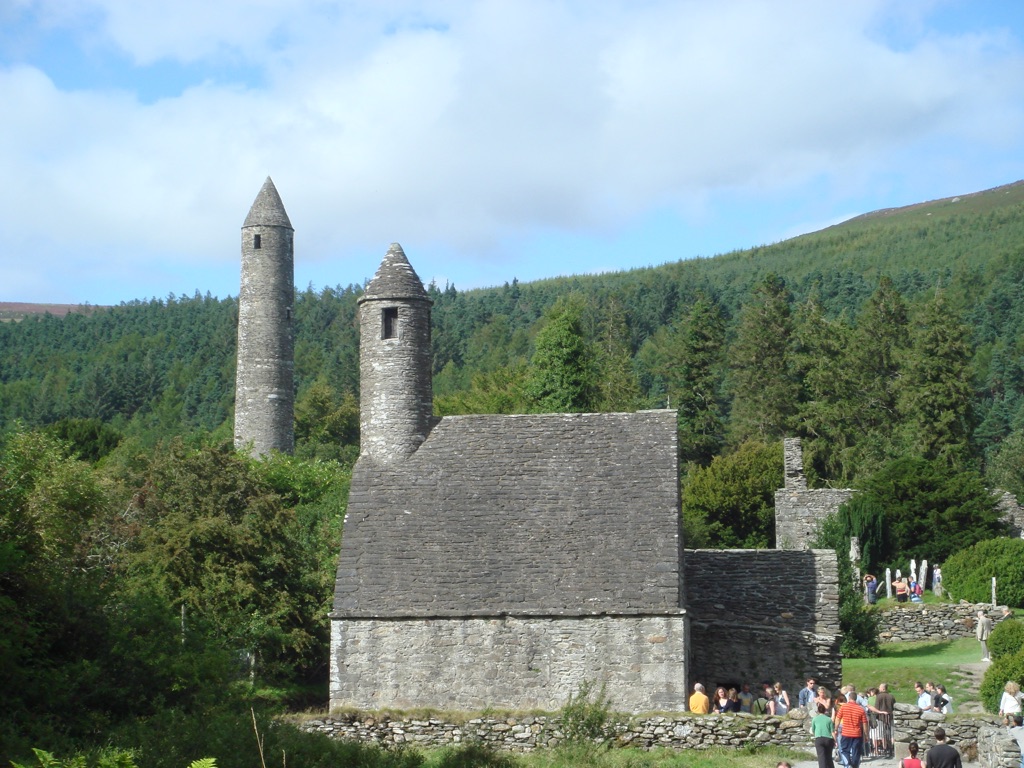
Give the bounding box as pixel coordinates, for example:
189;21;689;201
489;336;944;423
360;243;430;302
243;177;293;229
333;410;683;618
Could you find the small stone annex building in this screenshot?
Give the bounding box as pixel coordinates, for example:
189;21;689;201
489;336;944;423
328;243;843;714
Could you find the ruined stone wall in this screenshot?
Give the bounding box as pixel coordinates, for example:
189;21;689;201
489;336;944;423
877;602;1007;643
330;614;688;714
775;487;855;549
684;549;842;693
774;438;853;550
994;491;1024;538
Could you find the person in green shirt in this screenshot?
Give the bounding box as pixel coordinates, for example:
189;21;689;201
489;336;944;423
812;703;836;768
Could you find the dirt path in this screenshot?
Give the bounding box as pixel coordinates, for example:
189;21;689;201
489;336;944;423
951;659;990;713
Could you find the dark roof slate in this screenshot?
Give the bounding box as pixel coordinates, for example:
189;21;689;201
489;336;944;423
361;243;430;302
333;410;682;618
243;177;292;229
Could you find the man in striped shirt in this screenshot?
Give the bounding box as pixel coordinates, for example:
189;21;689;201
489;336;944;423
837;686;869;768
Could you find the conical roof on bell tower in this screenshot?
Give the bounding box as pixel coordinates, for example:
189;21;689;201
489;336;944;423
243;177;293;229
360;243;430;303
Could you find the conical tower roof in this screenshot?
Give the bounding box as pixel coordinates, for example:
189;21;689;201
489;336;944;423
361;243;430;302
243;177;292;229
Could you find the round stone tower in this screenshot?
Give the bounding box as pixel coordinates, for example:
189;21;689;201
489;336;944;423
234;177;295;456
358;243;433;463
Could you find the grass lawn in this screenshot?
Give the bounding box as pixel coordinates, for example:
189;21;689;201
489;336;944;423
421;744;809;768
843;637;979;706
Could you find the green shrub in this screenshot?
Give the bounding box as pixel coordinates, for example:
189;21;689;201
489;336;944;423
557;680;614;748
979;648;1024;713
943;538;1024;608
990;619;1024;661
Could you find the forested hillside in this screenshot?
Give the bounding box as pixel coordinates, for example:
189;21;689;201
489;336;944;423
4;181;1024;480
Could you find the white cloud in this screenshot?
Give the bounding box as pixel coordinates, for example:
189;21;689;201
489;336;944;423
1;0;1023;301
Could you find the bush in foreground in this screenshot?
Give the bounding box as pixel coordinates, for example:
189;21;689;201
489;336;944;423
989;618;1024;661
979;647;1024;714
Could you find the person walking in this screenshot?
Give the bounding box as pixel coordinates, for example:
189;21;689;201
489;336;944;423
837;687;869;768
925;727;962;768
812;703;836;768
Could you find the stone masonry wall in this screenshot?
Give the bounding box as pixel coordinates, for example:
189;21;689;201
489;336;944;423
330;614;688;714
775;487;854;550
774;438;853;550
877;602;1007;643
304;705;1001;759
684;549;841;695
979;723;1024;768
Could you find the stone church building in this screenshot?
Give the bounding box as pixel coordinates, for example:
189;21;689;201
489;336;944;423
327;243;842;714
230;178;842;713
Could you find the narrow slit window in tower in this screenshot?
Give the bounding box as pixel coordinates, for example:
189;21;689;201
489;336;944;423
382;307;398;339
253;234;262;249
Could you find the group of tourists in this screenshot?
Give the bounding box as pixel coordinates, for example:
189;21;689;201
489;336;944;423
914;680;954;714
688;681;793;715
809;682;898;768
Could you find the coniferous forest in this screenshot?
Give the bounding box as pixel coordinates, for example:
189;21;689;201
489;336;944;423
4;181;1024;765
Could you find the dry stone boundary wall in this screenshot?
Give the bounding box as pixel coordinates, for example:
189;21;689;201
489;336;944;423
302;705;1004;759
877;602;1005;643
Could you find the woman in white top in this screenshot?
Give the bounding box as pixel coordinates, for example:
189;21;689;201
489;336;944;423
774;682;791;715
1000;681;1022;724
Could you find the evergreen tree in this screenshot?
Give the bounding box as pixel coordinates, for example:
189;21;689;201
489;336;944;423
670;295;727;465
728;274;798;443
524;295;597;413
843;456;1006;570
593;297;642;412
898;291;975;468
847;276;910;475
792;297;857;482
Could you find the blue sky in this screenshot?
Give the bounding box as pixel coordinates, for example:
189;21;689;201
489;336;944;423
1;0;1023;305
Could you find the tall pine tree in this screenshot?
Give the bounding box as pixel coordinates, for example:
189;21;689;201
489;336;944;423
728;274;798;444
898;290;975;468
524;295;597;413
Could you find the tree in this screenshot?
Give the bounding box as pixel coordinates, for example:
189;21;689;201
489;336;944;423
593;297;642;412
898;291;975;468
814;513;880;658
116;440;318;680
293;377;359;463
524;295;597;413
652;295;729;466
680;440;782;548
838;456;1007;572
792;297;858;482
728;275;798;443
